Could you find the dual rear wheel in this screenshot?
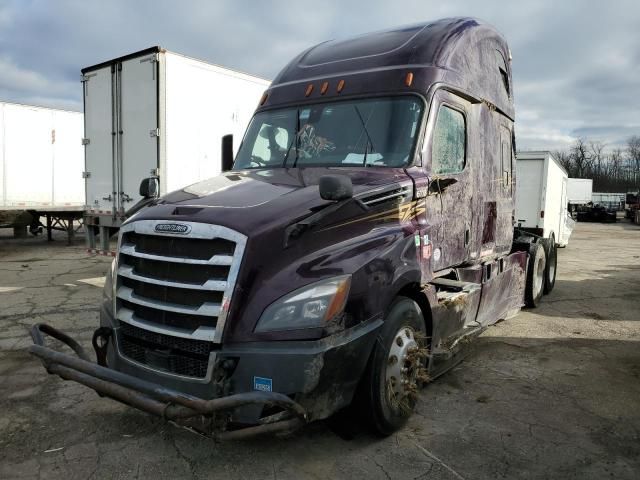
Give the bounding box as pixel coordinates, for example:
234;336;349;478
524;234;557;308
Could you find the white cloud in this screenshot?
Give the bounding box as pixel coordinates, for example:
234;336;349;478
0;0;637;151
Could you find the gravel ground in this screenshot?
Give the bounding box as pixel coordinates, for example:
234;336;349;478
1;220;639;479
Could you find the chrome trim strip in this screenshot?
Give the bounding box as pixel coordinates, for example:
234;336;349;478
362;189;410;206
117;265;227;291
116;286;221;316
116;308;217;342
119;243;234;266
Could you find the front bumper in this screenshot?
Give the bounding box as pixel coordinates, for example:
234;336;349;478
30;312;381;438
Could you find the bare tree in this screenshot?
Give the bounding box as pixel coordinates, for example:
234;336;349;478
553;149;572;174
589;141;605;178
627;135;640;187
570;138;592;177
609;148;624;179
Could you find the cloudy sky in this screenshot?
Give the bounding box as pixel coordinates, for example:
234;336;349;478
0;0;638;151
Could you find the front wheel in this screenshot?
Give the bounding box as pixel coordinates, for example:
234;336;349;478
357;296;428;436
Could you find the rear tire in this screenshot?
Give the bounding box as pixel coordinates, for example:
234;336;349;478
542;235;557;294
525;242;546;308
358;296;427;436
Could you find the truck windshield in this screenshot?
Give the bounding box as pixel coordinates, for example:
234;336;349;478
234;96;423;169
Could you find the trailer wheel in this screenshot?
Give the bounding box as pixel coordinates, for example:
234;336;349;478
542;235;557;294
358;296;427;436
525;242;546;308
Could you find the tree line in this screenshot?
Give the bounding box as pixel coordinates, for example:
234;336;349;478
551;135;640;193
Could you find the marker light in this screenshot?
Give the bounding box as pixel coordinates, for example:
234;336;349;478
305;84;314;97
405;72;414;87
337;79;345;93
320;81;329;95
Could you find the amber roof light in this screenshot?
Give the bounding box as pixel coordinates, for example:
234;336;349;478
405;72;414;87
320;82;329;95
336;79;345;93
305;84;314;97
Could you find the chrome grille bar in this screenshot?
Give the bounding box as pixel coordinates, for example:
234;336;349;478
116;286;222;316
117;265;228;291
119;243;234;265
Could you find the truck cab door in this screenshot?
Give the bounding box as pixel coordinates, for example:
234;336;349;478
422;90;473;270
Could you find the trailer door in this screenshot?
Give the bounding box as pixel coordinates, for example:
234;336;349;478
515;159;544;229
84;66;115;213
116;54;158;213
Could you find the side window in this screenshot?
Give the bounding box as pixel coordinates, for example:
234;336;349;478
500;126;512;192
495;50;511;98
432;105;466;174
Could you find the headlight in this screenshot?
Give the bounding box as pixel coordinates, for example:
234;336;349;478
255;275;351;332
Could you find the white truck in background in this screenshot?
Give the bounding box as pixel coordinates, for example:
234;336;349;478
515;151;575;293
0;101;84;241
82;47;270;253
567;178;593;209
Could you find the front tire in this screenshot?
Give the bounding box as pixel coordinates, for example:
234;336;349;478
358;296;427;436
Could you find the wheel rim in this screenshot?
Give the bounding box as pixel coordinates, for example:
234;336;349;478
385;327;422;406
534;255;545;297
548;246;556;281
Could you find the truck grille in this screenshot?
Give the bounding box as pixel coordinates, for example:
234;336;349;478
114;220;247;378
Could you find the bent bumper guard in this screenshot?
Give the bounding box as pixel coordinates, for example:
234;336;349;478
29;323;307;440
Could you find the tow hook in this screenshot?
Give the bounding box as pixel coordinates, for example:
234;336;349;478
92;327;113;367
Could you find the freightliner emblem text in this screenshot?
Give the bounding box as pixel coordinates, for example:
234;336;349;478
154;223;191;234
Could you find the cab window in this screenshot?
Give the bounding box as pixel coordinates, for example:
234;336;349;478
432;105;466;174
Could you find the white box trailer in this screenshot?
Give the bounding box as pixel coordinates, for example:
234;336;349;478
0;101;84;240
567;178;593;205
82;47;270;252
515;151;574;247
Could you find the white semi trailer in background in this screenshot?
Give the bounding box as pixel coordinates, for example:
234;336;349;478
82;47;270;253
515;151;575;293
0;101;84;242
567;178;593;208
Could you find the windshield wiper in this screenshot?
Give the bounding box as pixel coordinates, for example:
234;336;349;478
281;109;300;168
353;105;375;167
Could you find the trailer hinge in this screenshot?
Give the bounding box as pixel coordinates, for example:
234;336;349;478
150;168;160;177
149;128;160;138
81;138;90;146
80;73;95;83
82;171;91;179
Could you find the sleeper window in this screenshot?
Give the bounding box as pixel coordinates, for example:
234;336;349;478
432;105;466;174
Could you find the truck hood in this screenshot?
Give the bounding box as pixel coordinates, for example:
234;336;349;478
132;167;411;236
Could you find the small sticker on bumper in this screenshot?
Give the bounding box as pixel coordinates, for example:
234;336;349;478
253;376;273;392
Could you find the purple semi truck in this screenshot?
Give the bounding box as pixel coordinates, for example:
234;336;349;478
30;17;554;438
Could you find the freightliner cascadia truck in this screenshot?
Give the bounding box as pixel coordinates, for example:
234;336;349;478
30;18;556;439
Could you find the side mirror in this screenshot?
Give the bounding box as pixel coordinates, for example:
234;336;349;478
139;177;159;199
319;175;353;201
221;134;234;172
